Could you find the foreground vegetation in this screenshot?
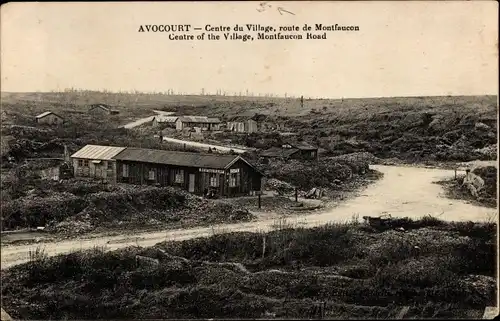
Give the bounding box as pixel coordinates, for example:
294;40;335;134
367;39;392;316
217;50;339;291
1;216;495;319
0;181;252;235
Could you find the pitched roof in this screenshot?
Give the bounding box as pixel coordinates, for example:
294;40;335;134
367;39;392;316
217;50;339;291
178;116;221;123
288;141;317;150
36;111;62;119
154;116;179;123
227;116;257;122
260;147;299;158
70;145;126;160
113;147;243;169
89;104;117;112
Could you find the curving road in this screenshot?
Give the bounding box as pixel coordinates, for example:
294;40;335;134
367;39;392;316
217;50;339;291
120;111;175;129
1;165;496;269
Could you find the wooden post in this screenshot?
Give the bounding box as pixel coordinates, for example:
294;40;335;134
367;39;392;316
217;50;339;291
258;193;261;209
295;188;298;202
396;306;410;319
454;168;457;180
261;235;266;260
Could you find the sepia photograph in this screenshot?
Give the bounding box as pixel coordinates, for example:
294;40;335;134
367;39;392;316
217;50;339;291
0;1;498;320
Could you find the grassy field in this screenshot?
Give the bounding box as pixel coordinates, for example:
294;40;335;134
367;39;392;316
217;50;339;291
1;217;496;319
2;91;496;115
0;91;497;319
1;90;484;163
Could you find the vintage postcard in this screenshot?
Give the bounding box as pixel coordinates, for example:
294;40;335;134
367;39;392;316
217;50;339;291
0;1;498;320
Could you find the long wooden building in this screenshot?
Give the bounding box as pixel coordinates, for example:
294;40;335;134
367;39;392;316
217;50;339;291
113;148;263;197
70;145;264;197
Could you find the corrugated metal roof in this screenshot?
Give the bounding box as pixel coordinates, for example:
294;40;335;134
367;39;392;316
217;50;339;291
261;147;299;158
289;142;317;150
70;145;126;160
36;111;59;119
89;104;110;111
178;116;221;123
113;147;239;169
154;116;179;123
228;116;257;122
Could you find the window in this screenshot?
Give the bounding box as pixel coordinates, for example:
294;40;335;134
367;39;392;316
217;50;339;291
209;173;219;187
107;161;113;170
148;169;156;181
175;169;184;183
122;164;129;177
83;159;89;167
78;159;83;167
229;172;240;187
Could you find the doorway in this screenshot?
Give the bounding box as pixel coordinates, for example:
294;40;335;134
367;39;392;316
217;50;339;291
188;174;195;193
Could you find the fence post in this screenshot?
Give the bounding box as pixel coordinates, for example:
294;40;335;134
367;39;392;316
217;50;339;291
295;188;298;202
454;168;457;180
258;193;261;209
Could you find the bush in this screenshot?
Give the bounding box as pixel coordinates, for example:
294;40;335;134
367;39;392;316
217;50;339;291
262;160;353;190
2;217;497;319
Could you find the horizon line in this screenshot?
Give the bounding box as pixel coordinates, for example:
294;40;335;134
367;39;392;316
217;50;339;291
1;91;498;101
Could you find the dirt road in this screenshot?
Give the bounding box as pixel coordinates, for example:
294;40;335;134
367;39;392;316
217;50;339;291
161;136;248;154
120;111;174;129
1;165;496;269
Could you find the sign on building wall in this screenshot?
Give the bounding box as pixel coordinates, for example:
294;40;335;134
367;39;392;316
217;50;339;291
199;168;225;174
229;168;240;173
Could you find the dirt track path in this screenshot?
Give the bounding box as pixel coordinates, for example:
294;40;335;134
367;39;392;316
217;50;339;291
1;165;496;269
161;136;248;154
120;111;174;129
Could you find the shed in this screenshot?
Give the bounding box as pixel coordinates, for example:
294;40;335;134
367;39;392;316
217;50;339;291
261;141;318;161
152;116;179;128
70;144;126;182
175;116;221;131
89;104;120;115
260;147;300;160
113;147;263;197
283;141;318;160
35;111;64;125
1;135;14;158
226;116;258;133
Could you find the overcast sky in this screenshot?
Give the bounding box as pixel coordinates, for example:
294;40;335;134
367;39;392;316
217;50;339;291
1;1;498;98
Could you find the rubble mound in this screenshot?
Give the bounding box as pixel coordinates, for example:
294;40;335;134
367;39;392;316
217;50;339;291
265;178;295;194
263;160;355;190
1;185;255;234
472;165;497;201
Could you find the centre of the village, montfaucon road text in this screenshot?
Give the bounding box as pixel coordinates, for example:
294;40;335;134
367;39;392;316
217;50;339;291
137;24;360;41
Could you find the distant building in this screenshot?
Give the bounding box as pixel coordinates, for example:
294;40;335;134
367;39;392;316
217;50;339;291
88;104;120;115
261;141;318;161
152;116;179;128
35;111;64;125
0;135;14;158
175;116;221;131
70;145;126;183
226;117;258;133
